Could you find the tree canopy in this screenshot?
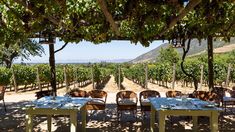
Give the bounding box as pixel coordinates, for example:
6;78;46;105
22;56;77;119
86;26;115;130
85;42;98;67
1;0;235;46
157;45;180;64
0;38;44;68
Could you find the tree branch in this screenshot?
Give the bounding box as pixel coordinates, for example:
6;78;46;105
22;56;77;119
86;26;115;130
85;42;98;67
54;42;68;53
158;0;202;37
96;0;120;36
180;38;198;90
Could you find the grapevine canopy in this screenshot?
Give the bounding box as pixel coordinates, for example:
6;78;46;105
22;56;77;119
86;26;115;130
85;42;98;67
1;0;235;46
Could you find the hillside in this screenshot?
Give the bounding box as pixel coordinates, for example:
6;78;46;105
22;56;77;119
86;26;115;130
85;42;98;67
130;38;235;63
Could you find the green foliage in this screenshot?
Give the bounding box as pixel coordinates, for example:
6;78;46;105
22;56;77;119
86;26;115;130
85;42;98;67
155;63;172;82
0;67;11;85
56;65;65;84
114;65;124;85
2;1;235;46
76;67;91;83
124;64;145;86
181;59;201;82
93;65;101;85
0;39;44;68
36;64;51;83
92;64;111;87
157;45;180;64
213;59;227;85
12;65;37;86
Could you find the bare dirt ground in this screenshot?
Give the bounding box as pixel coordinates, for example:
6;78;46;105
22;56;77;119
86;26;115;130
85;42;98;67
1;76;235;132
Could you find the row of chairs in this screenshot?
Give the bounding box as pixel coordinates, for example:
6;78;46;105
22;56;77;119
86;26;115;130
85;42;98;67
67;89;224;119
69;89;235;114
67;89;161;119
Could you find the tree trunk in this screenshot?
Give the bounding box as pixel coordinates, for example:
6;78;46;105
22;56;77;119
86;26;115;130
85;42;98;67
49;43;57;96
207;36;214;91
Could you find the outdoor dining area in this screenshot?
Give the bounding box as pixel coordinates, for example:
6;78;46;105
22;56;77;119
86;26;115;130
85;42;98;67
18;87;235;132
1;0;235;132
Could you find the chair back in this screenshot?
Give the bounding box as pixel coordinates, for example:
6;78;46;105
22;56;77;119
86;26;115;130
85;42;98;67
194;91;208;101
140;90;160;100
88;90;107;102
68;89;88;97
166;90;182;97
225;89;235;98
207;92;220;103
193;91;220;104
116;90;137;103
35;90;53;99
0;86;5;100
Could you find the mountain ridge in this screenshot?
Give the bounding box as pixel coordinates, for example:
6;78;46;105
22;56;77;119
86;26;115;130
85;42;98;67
130;38;235;63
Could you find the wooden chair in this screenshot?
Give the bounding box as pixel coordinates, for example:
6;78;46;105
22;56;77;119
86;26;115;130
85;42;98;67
166;90;182;98
67;89;88;97
86;90;107;111
116;90;138;120
0;86;6;112
139;90;160;116
222;89;235;112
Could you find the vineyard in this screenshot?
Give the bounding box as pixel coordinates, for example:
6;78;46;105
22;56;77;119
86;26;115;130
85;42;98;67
0;64;112;92
1;54;235;93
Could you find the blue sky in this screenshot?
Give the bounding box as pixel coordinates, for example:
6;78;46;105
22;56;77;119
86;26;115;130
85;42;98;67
16;39;166;63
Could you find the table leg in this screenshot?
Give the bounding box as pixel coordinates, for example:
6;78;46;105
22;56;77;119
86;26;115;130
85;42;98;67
159;111;165;132
70;111;77;132
81;105;86;132
210;111;219;132
150;105;156;132
25;112;33;132
192;116;198;132
47;115;52;132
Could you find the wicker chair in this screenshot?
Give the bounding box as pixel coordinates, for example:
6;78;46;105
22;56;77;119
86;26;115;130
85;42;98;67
139;90;160;116
68;89;88;97
116;90;138;120
86;90;107;111
166;90;182;97
193;91;220;105
0;86;6;112
193;91;208;101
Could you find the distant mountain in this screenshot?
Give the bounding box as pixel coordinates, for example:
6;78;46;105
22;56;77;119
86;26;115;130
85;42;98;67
130;38;235;63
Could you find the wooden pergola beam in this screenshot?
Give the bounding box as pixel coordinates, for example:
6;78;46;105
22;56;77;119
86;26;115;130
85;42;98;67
159;0;202;37
97;0;120;36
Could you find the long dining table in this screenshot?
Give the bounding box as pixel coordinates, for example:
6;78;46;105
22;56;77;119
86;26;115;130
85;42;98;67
24;96;89;132
149;97;223;132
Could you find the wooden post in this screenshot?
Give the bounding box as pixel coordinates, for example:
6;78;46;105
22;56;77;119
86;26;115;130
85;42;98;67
226;64;231;87
207;36;214;91
36;67;42;91
172;63;176;89
118;65;121;90
74;67;78;88
145;63;148;89
12;68;18;92
199;64;204;90
91;65;94;89
64;66;69;92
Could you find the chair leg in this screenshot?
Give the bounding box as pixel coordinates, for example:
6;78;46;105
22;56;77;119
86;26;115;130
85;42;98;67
103;110;106;121
135;110;137;121
117;111;120;121
3;99;6;112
